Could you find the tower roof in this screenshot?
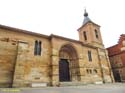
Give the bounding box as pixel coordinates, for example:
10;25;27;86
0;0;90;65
78;9;100;31
83;9;91;25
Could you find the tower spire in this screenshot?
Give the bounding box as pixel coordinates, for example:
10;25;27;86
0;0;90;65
84;9;88;17
83;9;91;25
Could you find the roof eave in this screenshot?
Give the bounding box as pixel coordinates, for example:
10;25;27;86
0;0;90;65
77;21;100;31
0;24;49;39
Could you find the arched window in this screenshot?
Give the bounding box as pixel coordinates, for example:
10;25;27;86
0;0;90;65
95;29;99;39
83;31;87;40
34;40;42;56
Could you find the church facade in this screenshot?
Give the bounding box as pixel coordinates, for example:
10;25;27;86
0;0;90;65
0;10;114;88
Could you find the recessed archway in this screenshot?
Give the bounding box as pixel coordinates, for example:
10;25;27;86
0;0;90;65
59;44;80;82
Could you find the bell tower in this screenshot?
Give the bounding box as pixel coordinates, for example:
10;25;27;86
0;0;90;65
77;9;104;48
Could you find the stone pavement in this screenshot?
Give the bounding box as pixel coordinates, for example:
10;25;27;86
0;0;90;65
0;83;125;93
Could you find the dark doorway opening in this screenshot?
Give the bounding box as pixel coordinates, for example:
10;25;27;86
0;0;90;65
115;73;121;82
59;59;70;82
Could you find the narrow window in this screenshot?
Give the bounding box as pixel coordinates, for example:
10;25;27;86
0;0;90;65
86;69;92;74
90;69;92;74
83;31;87;40
94;69;97;74
34;40;38;55
95;29;99;39
34;40;42;56
86;69;89;74
88;50;92;61
38;41;41;55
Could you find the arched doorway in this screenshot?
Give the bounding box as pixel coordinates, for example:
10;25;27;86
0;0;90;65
59;59;70;81
59;44;80;82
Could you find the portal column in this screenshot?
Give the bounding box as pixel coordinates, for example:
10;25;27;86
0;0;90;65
78;57;85;82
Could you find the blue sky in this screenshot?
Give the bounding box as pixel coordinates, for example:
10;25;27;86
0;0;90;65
0;0;124;47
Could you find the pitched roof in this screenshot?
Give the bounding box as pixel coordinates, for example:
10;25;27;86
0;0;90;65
0;24;49;38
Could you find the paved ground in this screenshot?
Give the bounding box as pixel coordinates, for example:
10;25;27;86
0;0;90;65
0;83;125;93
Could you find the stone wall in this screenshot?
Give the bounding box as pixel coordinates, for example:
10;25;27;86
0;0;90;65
50;36;111;85
0;40;17;87
98;49;114;83
0;28;51;87
80;47;103;83
0;26;113;87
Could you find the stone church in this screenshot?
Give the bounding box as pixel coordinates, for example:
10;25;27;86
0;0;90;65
0;10;114;88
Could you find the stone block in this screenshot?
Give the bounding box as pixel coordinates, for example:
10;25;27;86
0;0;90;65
31;83;47;87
